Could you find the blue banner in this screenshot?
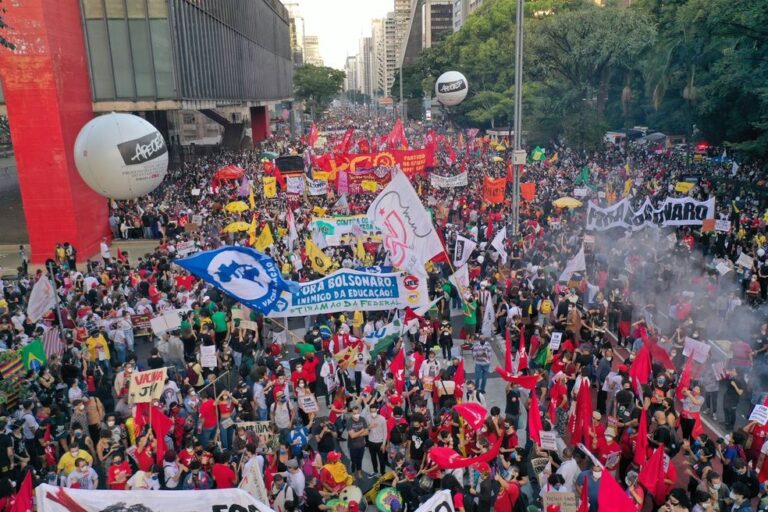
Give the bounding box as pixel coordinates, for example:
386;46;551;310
355;265;393;274
175;246;298;314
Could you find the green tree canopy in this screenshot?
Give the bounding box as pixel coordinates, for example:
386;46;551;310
293;64;345;118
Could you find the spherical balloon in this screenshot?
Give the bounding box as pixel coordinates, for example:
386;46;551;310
759;248;765;258
435;71;469;106
74;113;168;200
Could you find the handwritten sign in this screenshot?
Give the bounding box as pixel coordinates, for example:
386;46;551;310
128;368;167;403
715;219;731;232
298;394;319;413
712;361;727;380
191;214;203;225
191;188;201;196
573;187;588;198
543;492;577;512
716;262;731;275
549;332;563;351
749;405;768;426
200;345;217;369
237;421;273;444
150;310;183;335
539;431;558;451
736;253;754;269
130;314;153;337
683;337;711;363
176;241;197;257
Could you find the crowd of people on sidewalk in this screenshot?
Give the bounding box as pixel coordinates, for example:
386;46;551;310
0;107;768;512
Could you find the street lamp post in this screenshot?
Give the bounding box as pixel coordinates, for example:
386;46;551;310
511;0;526;237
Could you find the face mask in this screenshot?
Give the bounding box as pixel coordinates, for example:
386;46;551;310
371;412;378;418
75;432;83;438
352;414;360;421
592;471;602;479
107;421;115;427
299;383;305;388
656;379;665;386
239;435;247;440
712;483;721;490
280;397;287;403
79;405;86;411
729;491;737;500
279;449;286;455
606;357;612;362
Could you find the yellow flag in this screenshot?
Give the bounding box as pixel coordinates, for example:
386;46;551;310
352;311;364;328
361;180;378;193
248;216;257;246
674;181;694;193
313;171;330;181
356;239;365;260
306;238;332;274
312;206;327;216
249;184;256;209
254;224;274;251
623;179;634;197
263;177;277;198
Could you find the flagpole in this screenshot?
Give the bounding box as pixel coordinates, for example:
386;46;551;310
511;0;525;237
46;261;65;330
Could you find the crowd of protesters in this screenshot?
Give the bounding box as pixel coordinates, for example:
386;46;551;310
0;106;767;512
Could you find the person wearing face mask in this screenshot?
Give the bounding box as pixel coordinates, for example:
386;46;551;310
731;459;759;500
680;386;705;441
728;482;753;512
66;457;99;489
575;461;603;512
107;451;132;490
363;403;388;477
595;348;614;415
346;405;369;479
181;460;212;490
57;443;94;478
471;336;492;394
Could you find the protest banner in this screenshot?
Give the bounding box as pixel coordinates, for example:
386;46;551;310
298;394;319;413
150;309;184;335
239;460;270;506
430;172;468;188
307;179;328;196
309;215;381;245
543;492;577;512
314;148;434;176
176;240;197;257
267;269;430;317
750;405;768;426
539;430;558;451
130;314;153;337
191;214;203;225
347;166;392;194
200;345;217;368
573;187;588;197
736;253;754;268
549;332;563;351
585;196;715;231
483;176;506;204
238;421;274;444
286;175;305;195
715;219;731;232
35;484;276;512
683;337;711;363
414;490;454;512
128;367;167;403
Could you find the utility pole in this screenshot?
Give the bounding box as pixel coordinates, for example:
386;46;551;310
399;64;405;120
511;0;526;237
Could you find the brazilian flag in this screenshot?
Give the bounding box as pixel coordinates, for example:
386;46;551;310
20;339;47;371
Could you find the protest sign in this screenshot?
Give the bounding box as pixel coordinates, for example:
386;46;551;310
130;314;153;337
715;219;731;232
176;240;197;257
191;188;201;196
35;484;276;512
307;179;328;196
736;253;754;269
128;368;167;403
286;175;305;195
585;196;715;231
483;177;506;204
298;394;319;413
539;431;558;451
238;421;274;444
309;215;381;246
716;262;731;275
267;269;429;317
430;172;468;188
347;167;392;194
191;214;203;225
749;405;768;426
200;345;217;368
543;492;577;512
712;361;727;380
239;460;270;506
573;187;588;197
549;332;563;351
683;337;711;363
149;309;184;335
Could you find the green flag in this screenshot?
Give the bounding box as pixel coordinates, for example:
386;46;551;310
20;339;46;370
531;146;546;161
295;343;316;355
367;319;402;357
575;166;597;191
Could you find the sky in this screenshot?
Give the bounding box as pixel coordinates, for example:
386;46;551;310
295;0;395;70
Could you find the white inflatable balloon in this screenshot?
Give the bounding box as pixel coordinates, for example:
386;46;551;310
74;113;168;200
435;71;469;107
759;249;765;258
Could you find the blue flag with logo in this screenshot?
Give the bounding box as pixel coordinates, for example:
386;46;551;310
175;246;298;314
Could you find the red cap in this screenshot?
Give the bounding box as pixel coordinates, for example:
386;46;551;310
327;451;342;462
472;462;491;473
618;364;628;373
388;394;403;405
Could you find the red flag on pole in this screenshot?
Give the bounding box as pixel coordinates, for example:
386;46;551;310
528;392;543;446
638;445;667;504
504;328;513;373
308;122;319;147
518;325;529;372
391;350;405;394
628;344;652;393
10;471;33;512
454;359;465;398
577;474;590;512
633;408;649;467
570;380;593;445
454;402;488;431
598;469;638;512
676;357;692;400
494;369;538;390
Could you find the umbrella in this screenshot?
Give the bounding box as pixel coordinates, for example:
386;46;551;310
224;201;249;214
492;156;504;162
261;151;279;160
552;197;583;209
223;221;251;233
213;165;245;181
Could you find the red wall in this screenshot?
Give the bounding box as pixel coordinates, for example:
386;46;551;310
0;0;109;263
251;106;270;142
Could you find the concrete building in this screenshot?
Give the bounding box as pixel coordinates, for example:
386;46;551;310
400;0;454;67
453;0;484;31
284;2;306;65
344;56;359;93
303;35;324;66
372;13;398;97
357;36;375;98
394;0;412;59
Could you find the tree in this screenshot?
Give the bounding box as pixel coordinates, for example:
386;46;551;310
293;65;345;119
0;0;14;50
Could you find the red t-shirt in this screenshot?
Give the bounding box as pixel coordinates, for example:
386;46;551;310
135;447;154;472
494;481;520;512
212;463;237;488
178;448;196;467
108;461;132;490
302;357;320;383
329;398;345;423
200;399;218;429
175;275;194;290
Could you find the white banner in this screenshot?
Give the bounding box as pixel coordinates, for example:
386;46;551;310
415;489;455;512
367;171;444;275
128;367;167;403
309;215;380;246
201;344;217;368
448;265;471;302
35;484;276;512
27;277;57;322
239;460;270;505
490;227;507;264
430;172;468;188
286;175;305;195
453;235;477;268
586;196;715;231
267;269;430;317
176;240;197;257
559;246;586;282
307;179;328;196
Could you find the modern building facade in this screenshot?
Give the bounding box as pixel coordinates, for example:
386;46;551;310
303;35;324;66
453;0;483;31
400;0;454;67
0;0;293;262
284;2;306;65
344;56;359;93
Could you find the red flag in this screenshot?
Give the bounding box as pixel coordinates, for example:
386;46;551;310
10;471;33;512
628;344;652;392
570;380;593;445
387;119;408;150
359;138;370;153
428;434;503;469
339;128;355;154
134;403;174;464
692;412;704;439
638;445;667;504
391;350;405;394
308;122;319;147
518;326;529;372
504;328;513;372
645;335;675;370
598;469;638;512
454;359;465;398
454;402;488;431
494;369;538;390
633;408;648;467
528;393;543;446
486;217;494;241
676;357;692;400
577;473;590;512
117;248;128;263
